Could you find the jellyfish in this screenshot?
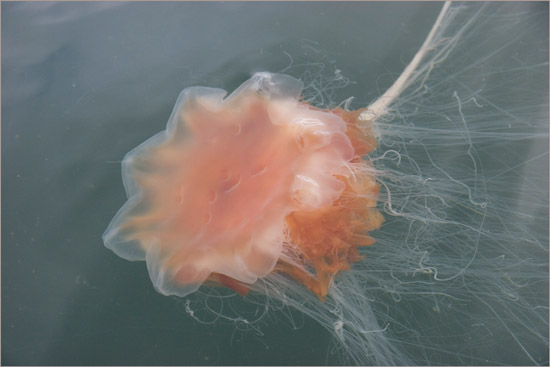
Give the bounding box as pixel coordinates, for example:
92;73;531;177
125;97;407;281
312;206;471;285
103;71;384;300
104;2;548;365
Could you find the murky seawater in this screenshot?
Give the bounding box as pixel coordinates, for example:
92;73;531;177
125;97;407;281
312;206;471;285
2;2;547;365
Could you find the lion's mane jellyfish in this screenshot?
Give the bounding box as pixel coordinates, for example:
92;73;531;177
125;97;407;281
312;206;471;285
104;3;548;365
103;72;384;299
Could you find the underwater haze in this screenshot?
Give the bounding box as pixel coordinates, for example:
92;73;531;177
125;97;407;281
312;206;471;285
2;2;548;366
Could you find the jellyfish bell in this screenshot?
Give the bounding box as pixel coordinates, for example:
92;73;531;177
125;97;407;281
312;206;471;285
103;72;384;300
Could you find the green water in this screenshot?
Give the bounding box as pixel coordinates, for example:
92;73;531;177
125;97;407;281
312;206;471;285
2;2;547;365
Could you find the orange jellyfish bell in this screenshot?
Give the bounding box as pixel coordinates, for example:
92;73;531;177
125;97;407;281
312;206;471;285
103;72;384;299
